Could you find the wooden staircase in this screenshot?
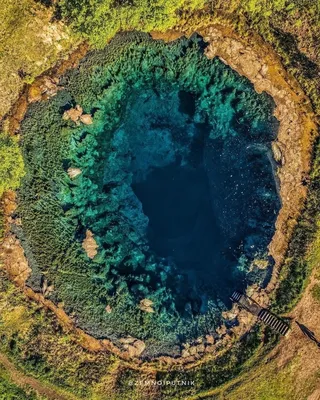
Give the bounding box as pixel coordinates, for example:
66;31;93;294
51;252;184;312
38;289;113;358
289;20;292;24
257;308;290;336
230;290;290;336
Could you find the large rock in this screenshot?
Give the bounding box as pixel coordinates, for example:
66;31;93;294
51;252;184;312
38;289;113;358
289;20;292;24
139;298;154;313
82;230;98;259
67;167;82;179
120;337;146;357
63;104;83;123
119;336;136;344
2;236;32;286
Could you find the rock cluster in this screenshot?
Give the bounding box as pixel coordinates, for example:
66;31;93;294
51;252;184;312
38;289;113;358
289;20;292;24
139;298;154;313
181;335;217;359
119;336;146;357
63;105;93;125
28;77;60;103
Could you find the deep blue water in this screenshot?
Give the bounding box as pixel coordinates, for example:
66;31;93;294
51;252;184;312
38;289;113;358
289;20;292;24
130;89;280;305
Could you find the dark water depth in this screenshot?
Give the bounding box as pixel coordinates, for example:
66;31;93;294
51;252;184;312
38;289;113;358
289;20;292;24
129;89;280;305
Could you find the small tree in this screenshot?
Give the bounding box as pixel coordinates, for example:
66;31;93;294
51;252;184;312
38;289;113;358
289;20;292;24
0;132;25;197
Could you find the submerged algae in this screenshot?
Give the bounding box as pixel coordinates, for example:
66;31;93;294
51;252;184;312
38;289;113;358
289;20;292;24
18;33;279;354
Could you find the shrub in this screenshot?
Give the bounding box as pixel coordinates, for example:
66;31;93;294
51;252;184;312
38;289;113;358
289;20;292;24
57;0;206;47
0;132;25;197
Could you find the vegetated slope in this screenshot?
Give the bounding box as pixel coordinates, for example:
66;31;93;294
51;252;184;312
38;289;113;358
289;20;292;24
0;352;77;400
0;132;24;199
57;0;206;47
0;0;75;119
0;361;40;400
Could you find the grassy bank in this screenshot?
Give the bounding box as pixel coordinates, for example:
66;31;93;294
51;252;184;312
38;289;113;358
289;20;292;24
0;367;39;400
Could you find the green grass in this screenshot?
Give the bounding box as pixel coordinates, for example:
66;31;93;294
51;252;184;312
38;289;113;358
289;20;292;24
57;0;206;47
0;368;39;400
311;284;320;302
0;132;25;197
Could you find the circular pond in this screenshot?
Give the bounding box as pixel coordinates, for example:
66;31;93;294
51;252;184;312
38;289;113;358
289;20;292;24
18;33;280;355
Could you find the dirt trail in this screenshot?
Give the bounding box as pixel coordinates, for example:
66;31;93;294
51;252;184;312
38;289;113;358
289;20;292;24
0;352;79;400
278;269;320;398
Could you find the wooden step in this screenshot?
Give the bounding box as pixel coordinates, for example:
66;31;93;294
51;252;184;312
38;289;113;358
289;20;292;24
230;291;290;336
258;309;289;336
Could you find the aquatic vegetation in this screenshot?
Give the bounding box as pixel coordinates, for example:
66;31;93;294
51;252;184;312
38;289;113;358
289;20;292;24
17;33;279;354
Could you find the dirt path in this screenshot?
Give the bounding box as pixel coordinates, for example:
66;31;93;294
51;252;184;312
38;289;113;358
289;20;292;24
0;352;79;400
279;269;320;399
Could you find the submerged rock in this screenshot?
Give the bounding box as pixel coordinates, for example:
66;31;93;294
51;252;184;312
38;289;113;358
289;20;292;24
82;230;98;259
105;305;112;313
67;167;82;179
80;114;93;125
62;105;93;125
63;104;83;123
139;298;154;313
